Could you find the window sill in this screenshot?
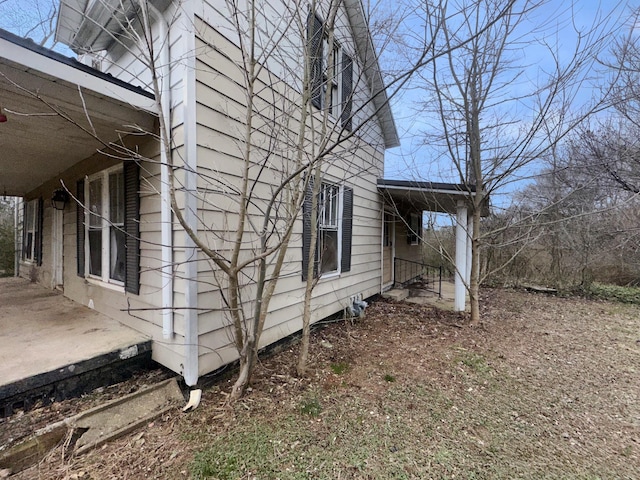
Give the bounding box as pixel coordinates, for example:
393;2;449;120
320;271;340;281
85;277;125;293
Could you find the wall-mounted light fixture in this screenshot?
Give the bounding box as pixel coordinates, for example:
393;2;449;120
51;188;70;210
0;106;7;123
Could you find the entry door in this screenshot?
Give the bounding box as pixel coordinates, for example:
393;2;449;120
382;213;394;285
52;208;63;289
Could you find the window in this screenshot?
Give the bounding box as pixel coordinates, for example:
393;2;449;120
307;12;354;131
22;198;42;263
407;213;422;246
383;215;391;248
86;167;125;283
302;180;353;280
77;161;140;293
318;183;340;274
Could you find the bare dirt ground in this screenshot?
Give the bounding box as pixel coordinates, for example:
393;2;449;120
3;288;640;479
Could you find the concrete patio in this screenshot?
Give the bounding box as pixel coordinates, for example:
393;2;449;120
0;277;152;415
382;280;470;312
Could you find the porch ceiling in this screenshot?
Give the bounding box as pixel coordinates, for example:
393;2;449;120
0;29;157;197
377;179;479;215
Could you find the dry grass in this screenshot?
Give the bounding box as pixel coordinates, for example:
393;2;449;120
8;288;640;479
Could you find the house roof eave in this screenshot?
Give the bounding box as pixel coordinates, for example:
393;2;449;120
378;179;490;216
344;0;399;149
0;28;158;197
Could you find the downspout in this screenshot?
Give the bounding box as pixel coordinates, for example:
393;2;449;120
146;2;174;339
181;0;199;387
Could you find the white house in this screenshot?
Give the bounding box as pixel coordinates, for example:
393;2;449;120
0;0;472;389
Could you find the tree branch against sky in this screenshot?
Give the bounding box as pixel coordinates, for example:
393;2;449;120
383;0;625;323
0;0;60;48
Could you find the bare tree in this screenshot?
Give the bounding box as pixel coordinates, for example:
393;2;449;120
0;0;59;47
404;0;619;323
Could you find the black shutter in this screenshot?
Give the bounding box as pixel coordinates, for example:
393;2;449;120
35;197;44;266
124;161;140;294
307;12;324;109
341;186;353;273
76;179;85;276
302;177;315;281
341;53;353;132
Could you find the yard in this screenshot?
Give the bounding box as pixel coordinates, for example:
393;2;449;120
8;288;640;479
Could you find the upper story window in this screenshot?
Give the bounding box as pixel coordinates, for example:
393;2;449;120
307;12;354;131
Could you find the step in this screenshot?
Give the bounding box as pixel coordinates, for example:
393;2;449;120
0;378;184;473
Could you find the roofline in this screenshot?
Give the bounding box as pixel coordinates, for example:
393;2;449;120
0;28;156;110
377;179;476;195
344;0;399;149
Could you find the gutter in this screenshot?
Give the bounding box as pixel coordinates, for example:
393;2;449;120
144;2;174;340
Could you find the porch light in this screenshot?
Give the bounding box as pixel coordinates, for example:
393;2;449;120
51;188;70;210
0;106;6;123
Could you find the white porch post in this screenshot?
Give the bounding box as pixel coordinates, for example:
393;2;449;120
465;213;473;286
455;200;468;312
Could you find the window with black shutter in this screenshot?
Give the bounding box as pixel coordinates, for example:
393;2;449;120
307;12;354;130
76;162;140;293
302;181;353;280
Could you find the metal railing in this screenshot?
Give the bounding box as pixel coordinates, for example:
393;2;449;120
393;257;442;297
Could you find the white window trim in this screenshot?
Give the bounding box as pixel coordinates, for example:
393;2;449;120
23;199;39;263
322;40;343;120
318;182;343;278
84;165;125;289
409;213;421;246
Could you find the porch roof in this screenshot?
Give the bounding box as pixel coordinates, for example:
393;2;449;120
0;28;157;197
377;179;480;215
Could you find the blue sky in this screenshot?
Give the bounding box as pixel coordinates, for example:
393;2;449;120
0;0;634;209
381;0;634;214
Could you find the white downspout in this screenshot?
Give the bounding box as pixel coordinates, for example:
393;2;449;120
145;2;174;339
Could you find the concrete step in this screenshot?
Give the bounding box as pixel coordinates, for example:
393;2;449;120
381;288;409;301
0;378;184;474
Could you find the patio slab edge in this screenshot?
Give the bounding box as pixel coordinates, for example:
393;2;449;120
1;340;153;416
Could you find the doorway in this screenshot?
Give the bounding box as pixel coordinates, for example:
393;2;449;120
382;212;394;286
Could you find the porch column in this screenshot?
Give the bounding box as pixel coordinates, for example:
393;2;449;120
465;213;473;286
455;200;468;312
